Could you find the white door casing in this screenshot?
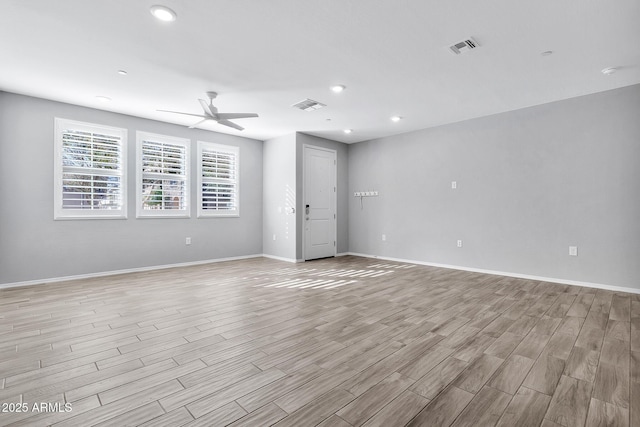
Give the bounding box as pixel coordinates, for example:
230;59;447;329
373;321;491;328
303;145;337;260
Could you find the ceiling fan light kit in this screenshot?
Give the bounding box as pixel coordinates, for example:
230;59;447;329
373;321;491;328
158;91;259;131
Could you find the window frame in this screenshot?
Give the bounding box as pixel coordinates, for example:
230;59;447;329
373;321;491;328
197;141;240;218
136;131;191;219
54;118;127;220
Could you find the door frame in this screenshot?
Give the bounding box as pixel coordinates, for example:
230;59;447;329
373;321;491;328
302;144;337;261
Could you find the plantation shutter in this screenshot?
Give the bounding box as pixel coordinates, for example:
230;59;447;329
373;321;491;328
198;142;239;217
138;133;189;217
55;119;127;219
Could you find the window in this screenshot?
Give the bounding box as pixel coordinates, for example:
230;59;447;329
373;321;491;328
197;141;239;217
54;118;127;219
136;132;190;218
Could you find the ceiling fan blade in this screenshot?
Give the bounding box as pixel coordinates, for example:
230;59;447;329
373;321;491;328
198;99;218;117
198;99;211;115
217;119;244;131
157;109;207;118
188;118;211;129
215;113;259;120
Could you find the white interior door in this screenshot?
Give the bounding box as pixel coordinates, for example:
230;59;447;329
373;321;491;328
304;145;336;260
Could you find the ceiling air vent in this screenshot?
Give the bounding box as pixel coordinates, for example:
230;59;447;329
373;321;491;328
448;37;479;55
292;98;326;111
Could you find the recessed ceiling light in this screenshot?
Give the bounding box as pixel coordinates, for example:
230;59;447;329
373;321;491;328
150;5;177;22
95;96;111;102
601;67;618;76
391;116;402;122
331;85;346;93
541;50;553;56
117;70;127;75
343;129;352;134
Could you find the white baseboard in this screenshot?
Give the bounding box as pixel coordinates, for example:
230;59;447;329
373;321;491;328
5;252;637;295
261;254;300;263
265;253;346;262
0;254;264;290
345;252;640;295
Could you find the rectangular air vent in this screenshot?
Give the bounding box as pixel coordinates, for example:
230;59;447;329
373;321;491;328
292;98;326;111
448;37;479;55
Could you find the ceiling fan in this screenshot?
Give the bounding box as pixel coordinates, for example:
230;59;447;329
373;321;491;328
158;91;258;131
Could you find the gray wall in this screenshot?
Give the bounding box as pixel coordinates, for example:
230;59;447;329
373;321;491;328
262;133;297;260
0;92;263;284
348;84;640;290
262;132;349;261
4;85;638;290
296;133;349;259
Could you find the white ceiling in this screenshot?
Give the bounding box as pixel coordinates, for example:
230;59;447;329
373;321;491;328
1;0;638;143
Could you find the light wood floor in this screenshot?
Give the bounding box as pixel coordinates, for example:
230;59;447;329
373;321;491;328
0;256;637;427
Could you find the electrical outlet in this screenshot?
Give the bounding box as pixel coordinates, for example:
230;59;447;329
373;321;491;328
452;181;457;189
382;234;386;241
273;234;276;241
185;237;191;245
569;246;578;256
457;239;463;248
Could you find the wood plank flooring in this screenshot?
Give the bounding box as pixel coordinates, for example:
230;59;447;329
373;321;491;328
0;256;637;426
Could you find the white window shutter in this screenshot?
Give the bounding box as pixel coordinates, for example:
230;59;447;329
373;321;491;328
136;132;190;218
197;142;239;217
54;118;127;219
